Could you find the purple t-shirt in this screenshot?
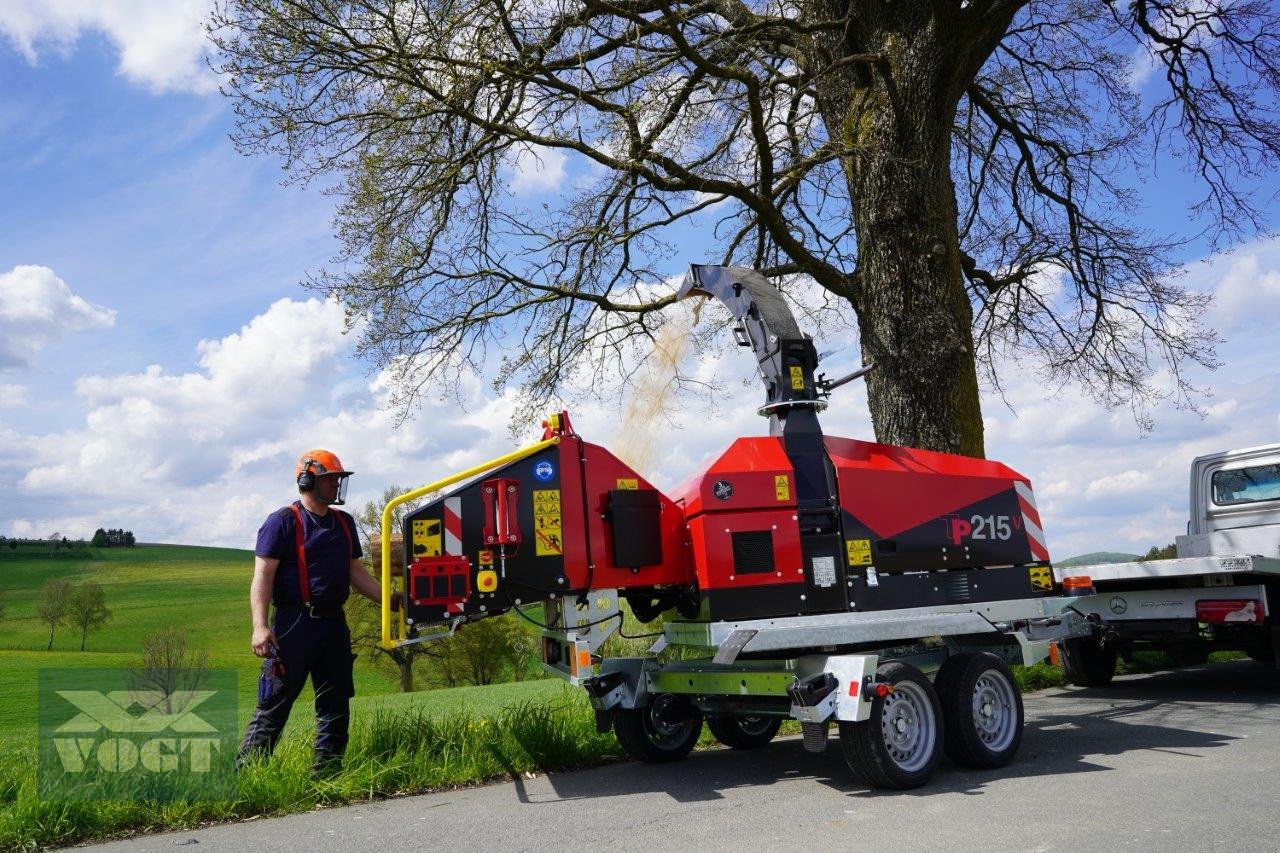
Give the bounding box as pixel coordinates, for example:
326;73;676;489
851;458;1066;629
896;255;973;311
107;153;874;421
255;502;363;609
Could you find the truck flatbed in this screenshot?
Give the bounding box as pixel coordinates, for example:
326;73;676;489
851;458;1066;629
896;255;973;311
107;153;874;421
1054;554;1280;585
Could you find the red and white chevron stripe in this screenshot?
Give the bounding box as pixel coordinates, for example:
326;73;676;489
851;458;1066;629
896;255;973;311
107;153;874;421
443;496;462;556
1014;480;1050;562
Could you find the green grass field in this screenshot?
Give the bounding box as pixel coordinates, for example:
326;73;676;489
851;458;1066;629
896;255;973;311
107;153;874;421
0;544;586;847
0;544;463;743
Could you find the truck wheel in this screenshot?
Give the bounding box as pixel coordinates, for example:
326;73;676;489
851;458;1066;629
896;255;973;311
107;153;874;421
934;653;1024;769
613;694;703;763
838;661;943;789
707;714;782;749
1059;637;1118;687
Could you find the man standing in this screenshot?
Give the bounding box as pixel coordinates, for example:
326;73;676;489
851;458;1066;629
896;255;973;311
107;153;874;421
238;449;389;771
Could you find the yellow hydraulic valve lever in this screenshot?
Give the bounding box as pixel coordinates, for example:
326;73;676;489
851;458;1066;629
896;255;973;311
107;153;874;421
379;436;561;649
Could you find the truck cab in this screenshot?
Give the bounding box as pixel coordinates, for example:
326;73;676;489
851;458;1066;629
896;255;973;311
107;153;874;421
1177;444;1280;558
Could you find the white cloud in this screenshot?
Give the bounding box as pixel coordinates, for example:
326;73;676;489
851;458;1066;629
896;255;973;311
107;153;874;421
0;382;26;406
1208;250;1280;333
5;296;541;545
0;0;215;94
505;143;568;195
0;265;116;370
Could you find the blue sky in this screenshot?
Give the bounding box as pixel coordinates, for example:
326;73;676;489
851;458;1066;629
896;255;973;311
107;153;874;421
0;2;1278;559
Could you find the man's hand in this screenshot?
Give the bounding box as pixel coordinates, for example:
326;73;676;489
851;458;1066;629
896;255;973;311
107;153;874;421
252;624;277;658
390;590;404;612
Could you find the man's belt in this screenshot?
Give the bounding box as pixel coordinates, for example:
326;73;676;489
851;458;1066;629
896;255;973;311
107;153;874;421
276;604;345;620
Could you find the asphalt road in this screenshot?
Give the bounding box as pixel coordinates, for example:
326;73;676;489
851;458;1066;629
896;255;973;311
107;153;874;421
89;661;1280;852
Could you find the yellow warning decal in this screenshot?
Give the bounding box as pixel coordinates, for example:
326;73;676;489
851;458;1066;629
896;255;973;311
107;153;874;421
533;489;563;556
789;365;805;390
412;519;442;557
846;538;872;566
478;549;493;567
477;569;498;593
1028;566;1053;591
616;478;638;490
774;474;791;502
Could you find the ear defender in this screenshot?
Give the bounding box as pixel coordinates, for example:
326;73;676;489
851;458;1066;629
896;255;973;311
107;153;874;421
297;459;316;492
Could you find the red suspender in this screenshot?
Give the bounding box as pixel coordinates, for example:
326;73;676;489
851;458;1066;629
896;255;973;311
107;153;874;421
288;504;311;605
333;511;354;555
287;505;354;607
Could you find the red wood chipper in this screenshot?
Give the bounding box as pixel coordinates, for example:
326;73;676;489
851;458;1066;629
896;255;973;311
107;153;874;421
378;265;1088;789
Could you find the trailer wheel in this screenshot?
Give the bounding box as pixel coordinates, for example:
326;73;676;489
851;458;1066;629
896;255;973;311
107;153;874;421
934;653;1023;769
1059;637;1118;687
613;694;703;763
838;662;942;790
707;714;782;749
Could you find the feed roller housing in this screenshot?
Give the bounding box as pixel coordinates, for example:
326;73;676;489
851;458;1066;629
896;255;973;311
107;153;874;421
402;265;1052;628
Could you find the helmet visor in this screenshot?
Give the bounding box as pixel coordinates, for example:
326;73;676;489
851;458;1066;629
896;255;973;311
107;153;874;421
316;473;352;506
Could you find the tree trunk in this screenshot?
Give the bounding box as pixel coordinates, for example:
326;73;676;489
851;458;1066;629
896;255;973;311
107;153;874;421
80;626;87;652
47;625;54;651
398;657;413;692
805;5;986;457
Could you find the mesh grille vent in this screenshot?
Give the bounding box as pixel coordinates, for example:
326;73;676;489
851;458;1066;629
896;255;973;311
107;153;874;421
731;530;775;575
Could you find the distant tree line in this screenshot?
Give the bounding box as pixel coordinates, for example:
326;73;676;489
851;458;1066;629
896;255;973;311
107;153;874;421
0;535;94;559
1139;543;1179;561
91;529;136;548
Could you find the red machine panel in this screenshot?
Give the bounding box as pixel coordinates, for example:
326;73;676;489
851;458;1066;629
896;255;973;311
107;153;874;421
674;437;797;518
825;435;1047;569
686;509;804;591
577;442;691;589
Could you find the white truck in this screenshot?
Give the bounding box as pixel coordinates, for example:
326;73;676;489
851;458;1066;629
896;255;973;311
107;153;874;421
1053;443;1280;686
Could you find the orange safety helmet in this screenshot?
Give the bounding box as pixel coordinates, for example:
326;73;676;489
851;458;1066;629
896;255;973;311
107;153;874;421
295;449;353;505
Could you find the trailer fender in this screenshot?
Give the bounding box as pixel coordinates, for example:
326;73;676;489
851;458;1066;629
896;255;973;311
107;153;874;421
795;654;878;723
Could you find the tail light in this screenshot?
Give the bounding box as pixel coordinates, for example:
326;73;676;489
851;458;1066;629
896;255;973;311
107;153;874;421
1195;599;1263;624
1062;575;1095;596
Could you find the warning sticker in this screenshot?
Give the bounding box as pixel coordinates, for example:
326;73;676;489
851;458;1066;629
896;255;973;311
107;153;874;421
616;478;638;490
533;489;563;556
412;519;442;557
789;365;805;390
811;556;836;587
774;474;791;501
1028;566;1053;591
846;538;872;566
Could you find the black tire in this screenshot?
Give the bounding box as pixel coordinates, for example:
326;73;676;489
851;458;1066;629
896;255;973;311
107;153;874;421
1059;637;1119;687
838;661;943;790
934;653;1024;769
706;714;782;749
613;694;703;763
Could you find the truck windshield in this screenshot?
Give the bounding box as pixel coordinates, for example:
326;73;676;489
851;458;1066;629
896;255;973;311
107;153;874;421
1212;464;1280;506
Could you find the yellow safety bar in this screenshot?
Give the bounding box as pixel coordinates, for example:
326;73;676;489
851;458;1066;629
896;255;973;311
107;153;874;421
380;436;561;649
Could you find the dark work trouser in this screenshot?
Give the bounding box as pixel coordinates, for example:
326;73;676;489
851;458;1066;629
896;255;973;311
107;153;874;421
238;609;356;767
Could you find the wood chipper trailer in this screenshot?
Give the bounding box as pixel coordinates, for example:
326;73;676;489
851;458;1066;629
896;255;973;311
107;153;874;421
378;265;1090;789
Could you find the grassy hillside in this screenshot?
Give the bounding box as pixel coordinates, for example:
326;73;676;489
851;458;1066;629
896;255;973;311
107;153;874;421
1056;551;1140;567
0;544;408;739
0;545;253;655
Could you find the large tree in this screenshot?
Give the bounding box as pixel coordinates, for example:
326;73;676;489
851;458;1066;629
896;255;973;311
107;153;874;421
210;0;1278;455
